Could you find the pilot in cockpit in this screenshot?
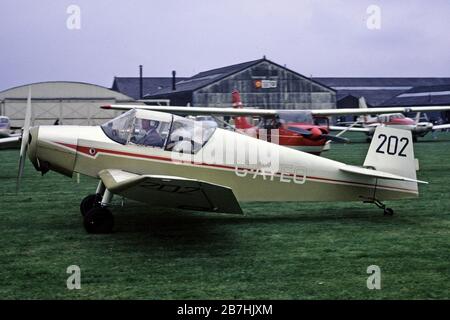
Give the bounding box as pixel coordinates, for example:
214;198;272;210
134;119;164;148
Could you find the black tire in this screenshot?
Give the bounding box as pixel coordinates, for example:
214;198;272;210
383;208;394;216
83;207;114;234
80;194;102;216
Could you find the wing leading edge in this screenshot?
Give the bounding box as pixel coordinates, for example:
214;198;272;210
102;104;450;117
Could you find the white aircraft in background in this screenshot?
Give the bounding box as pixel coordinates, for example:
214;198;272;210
329;97;450;140
0;116;21;138
0;116;23;149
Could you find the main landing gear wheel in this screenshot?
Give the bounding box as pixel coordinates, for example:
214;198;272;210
80;194;102;216
83;207;114;234
383;208;394;216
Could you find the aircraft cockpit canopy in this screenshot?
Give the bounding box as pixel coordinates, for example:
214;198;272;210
258;111;314;129
101;109;217;153
277;111;314;124
378;113;405;122
389;113;406;120
0;116;10;128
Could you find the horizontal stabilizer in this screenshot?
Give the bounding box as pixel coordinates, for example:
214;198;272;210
340;165;428;184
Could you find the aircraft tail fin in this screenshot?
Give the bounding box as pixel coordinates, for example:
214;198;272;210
364;126;419;183
232;89;253;129
414;112;421;124
358;97;368;109
357;97;370;123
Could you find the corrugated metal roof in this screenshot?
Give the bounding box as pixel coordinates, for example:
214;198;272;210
335;89;407;106
381;84;450;106
401;84;450;94
112;77;188;100
316;78;450;106
315;77;450;87
145;59;264;97
146;58;336;99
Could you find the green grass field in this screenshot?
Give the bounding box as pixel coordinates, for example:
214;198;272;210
1;133;449;299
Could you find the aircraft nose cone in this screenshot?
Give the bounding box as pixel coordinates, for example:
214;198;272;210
310;127;323;139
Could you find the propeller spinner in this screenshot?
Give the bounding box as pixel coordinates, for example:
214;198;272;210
287;126;349;144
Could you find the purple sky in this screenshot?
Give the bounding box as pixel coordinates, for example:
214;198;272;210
1;0;450;91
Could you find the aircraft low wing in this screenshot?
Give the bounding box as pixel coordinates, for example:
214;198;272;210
312;106;450;116
102;104;450;117
102;104;278;117
0;136;21;149
0;136;21;143
98;169;243;214
433;123;450;131
329;125;371;133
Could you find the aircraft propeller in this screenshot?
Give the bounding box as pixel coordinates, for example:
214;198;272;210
287;126;349;144
16;88;32;192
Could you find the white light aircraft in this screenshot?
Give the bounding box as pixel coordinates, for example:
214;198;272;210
329;97;450;140
5;90;431;234
0;116;22;149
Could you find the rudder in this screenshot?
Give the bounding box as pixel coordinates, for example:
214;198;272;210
364;126;418;181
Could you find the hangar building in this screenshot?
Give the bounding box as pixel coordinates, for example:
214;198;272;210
114;58;337;110
110;60;450;124
0;81;135;127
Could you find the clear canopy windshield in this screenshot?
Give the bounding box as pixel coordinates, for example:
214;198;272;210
278;111;314;124
101;110;136;144
129;117;172;148
258;111;314;128
101;109;217;152
166;115;217;154
378;113;405;123
389;113;406;120
0;117;9;128
0;117;8;123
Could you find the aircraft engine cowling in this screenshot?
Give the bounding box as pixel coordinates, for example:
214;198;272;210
30;125;80;177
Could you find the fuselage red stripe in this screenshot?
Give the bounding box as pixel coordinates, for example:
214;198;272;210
53;141;418;193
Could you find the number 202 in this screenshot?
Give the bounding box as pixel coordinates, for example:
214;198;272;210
376;134;409;157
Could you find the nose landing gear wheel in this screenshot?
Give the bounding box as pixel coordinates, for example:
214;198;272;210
80;194;102;216
83;207;114;234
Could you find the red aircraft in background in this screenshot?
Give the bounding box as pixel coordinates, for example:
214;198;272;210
103;92;450;155
230;90;348;154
